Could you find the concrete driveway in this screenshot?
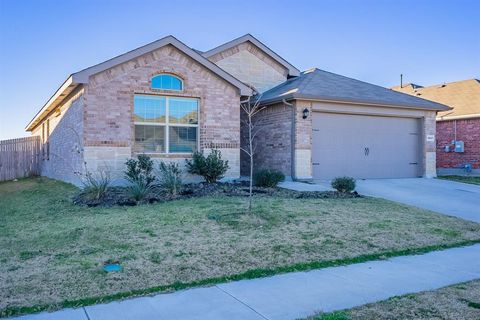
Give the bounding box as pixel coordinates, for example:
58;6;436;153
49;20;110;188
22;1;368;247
314;178;480;223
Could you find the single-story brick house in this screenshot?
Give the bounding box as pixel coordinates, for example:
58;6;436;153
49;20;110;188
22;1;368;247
392;79;480;175
26;34;449;185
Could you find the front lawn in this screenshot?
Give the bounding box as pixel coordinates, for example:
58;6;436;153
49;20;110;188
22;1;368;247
1;178;480;317
310;280;480;320
438;175;480;185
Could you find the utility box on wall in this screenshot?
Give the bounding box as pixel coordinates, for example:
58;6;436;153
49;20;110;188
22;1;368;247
444;140;465;153
454;140;464;153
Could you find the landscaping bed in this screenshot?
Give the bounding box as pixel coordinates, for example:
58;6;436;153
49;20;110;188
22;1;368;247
310;280;480;320
73;181;360;207
1;177;480;317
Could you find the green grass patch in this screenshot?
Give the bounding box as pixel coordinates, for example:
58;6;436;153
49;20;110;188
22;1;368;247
1;177;480;318
438;175;480;185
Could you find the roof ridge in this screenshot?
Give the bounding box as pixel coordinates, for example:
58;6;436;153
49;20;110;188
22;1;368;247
259;67;450;111
298;68;318;88
312;68;450;108
417;78;480;89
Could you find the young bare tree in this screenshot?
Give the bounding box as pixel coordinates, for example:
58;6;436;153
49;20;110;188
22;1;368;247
240;95;266;213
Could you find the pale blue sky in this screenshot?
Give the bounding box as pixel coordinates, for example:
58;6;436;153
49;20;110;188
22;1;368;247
0;0;479;140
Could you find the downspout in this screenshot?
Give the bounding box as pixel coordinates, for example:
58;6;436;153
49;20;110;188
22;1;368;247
454;119;457;142
283;98;295;180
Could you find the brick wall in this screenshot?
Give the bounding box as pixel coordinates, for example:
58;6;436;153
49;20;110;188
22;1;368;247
239;100;314;180
436;118;480;169
240;102;293;177
32;87;85;185
208;42;288;93
294;101;313;179
82;44;242;182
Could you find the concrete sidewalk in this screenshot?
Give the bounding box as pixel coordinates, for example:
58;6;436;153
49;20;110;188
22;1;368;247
12;244;480;320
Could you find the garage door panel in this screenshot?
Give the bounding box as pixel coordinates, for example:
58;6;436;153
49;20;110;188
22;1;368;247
312;112;421;179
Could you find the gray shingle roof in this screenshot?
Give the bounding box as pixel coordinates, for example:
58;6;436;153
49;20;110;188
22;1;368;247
259;68;450;111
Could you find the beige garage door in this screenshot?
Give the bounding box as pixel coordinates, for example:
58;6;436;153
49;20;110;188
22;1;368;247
312;112;422;179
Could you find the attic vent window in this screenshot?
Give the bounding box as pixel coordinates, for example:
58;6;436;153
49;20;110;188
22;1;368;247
151;74;183;91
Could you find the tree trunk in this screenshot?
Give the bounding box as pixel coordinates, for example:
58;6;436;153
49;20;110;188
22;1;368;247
248;114;253;214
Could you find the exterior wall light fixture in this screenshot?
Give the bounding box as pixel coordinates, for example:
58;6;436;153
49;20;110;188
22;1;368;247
302;108;310;119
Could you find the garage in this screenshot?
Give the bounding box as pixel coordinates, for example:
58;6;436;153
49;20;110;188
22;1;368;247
312;112;422;179
257;68;450;180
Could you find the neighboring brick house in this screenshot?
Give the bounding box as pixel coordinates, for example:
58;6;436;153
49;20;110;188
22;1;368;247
27;34;449;185
392;79;480;175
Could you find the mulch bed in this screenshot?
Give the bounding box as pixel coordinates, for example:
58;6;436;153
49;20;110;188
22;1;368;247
73;181;361;207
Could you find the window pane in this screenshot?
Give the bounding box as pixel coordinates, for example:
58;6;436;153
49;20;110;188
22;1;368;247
169;127;197;153
134;125;165;153
170;76;182;90
151;74;182;90
169;98;198;124
133;95;166;123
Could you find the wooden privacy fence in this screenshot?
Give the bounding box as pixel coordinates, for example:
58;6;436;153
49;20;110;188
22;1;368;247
0;136;41;182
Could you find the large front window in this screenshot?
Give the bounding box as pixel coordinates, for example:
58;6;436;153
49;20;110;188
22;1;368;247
134;95;198;153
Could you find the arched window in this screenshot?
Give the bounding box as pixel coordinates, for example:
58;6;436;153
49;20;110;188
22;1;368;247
151;74;183;91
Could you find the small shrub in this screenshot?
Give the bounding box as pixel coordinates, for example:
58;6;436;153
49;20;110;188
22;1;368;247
185;149;229;183
254;169;285;187
331;176;356;193
128;180;153;202
158;161;182;195
81;170;111;201
125;154;156;201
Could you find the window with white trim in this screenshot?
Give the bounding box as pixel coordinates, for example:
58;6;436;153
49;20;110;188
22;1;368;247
133;95;198;154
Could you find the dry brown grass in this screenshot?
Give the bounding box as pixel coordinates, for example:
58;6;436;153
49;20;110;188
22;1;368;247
1;177;480;315
344;280;480;319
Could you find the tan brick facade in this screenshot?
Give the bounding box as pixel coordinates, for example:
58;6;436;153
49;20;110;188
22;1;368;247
27;36;441;184
293;101;313;179
81;44;241;183
208;42;288;93
31;44;242;185
84;45;240;148
31;88;85;185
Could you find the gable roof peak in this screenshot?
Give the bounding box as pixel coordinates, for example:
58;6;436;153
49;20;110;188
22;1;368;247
26;34;253;131
72;35;251;96
203;34;300;77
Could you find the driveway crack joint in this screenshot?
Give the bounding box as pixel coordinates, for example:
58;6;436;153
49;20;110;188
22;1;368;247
215;285;271;320
82;307;92;320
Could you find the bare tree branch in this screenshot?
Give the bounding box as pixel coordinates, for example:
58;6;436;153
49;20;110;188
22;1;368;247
239;94;269;214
